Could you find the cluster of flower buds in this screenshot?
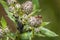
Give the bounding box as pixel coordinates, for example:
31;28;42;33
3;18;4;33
7;0;21;15
7;0;33;14
28;15;42;27
7;0;34;25
6;0;42;33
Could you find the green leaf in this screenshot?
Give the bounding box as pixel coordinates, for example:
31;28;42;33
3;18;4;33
27;9;41;18
40;27;58;37
6;37;9;40
0;0;15;22
0;0;8;10
6;33;16;40
21;32;32;40
0;16;7;29
34;32;45;37
32;0;40;9
41;22;50;27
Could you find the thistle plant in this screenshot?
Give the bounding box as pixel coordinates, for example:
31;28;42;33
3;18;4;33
0;0;58;40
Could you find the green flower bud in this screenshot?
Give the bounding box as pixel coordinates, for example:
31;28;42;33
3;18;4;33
9;6;14;12
8;6;15;13
15;3;21;9
34;28;40;33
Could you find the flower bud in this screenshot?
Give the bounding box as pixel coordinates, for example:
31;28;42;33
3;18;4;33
7;0;17;5
22;1;33;14
4;27;10;33
8;6;15;13
34;28;40;33
28;16;36;26
22;14;28;19
15;3;21;9
28;15;42;27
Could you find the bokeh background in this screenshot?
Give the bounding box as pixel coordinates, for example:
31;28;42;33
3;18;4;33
33;0;60;40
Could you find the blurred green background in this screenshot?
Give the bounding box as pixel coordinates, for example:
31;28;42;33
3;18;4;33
33;0;60;40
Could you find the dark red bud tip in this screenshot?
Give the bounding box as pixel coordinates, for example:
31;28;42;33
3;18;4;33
35;15;42;18
38;15;42;18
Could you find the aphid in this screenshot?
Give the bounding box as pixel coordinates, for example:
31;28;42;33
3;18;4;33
22;1;33;14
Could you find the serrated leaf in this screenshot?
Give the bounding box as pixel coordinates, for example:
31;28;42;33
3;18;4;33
40;27;58;37
0;16;7;29
41;22;50;27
